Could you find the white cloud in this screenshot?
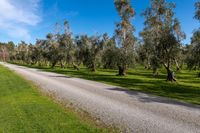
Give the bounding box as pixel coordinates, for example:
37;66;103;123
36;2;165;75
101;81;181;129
0;0;41;42
0;21;31;40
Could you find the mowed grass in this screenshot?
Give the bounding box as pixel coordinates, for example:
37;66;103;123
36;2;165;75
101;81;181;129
22;64;200;105
0;65;113;133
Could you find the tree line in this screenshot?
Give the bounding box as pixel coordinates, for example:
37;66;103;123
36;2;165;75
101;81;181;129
0;0;200;80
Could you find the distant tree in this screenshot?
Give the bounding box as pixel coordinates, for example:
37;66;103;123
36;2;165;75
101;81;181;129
58;20;74;68
139;30;161;74
26;44;33;64
7;41;15;52
83;35;105;71
186;31;200;70
25;44;40;65
114;0;136;75
102;37;118;69
46;33;62;68
187;30;200;70
0;43;9;61
74;35;88;68
142;0;185;81
34;39;49;66
15;41;29;64
186;1;200;77
174;45;186;71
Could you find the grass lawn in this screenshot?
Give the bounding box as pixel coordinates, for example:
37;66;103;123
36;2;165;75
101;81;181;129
15;63;200;105
0;65;114;133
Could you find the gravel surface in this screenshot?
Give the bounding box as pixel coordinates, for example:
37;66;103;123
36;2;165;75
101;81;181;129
1;62;200;133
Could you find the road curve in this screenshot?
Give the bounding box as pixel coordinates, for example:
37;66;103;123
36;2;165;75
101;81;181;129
1;62;200;133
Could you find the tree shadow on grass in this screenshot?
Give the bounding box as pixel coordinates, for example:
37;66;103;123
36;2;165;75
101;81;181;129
107;87;200;109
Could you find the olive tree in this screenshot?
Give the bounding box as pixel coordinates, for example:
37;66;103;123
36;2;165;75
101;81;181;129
186;1;200;77
0;43;9;61
43;33;60;68
139;30;161;75
15;41;29;64
142;0;185;81
114;0;136;76
75;34;105;71
102;37;118;69
187;31;200;70
57;21;74;68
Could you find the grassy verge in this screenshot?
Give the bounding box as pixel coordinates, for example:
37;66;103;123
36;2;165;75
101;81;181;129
10;63;200;105
0;65;115;133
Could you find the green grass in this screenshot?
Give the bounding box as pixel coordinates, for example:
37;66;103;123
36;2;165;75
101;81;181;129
0;65;114;133
14;63;200;105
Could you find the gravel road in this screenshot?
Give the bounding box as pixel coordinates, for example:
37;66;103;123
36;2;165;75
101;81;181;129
1;62;200;133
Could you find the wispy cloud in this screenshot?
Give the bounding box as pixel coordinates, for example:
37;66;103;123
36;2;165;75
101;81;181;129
0;0;41;42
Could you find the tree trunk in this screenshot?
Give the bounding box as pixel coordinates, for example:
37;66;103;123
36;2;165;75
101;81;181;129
38;61;42;67
175;59;180;71
72;62;80;70
60;61;65;68
164;64;176;82
44;60;48;66
118;66;126;76
90;63;96;72
91;67;96;72
60;63;64;68
166;67;176;82
153;67;158;77
51;61;57;68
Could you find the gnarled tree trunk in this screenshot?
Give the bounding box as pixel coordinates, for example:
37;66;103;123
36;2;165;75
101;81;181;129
118;66;126;76
72;62;80;70
164;64;176;82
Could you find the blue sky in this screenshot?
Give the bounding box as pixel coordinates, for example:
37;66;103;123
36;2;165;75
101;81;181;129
0;0;199;44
